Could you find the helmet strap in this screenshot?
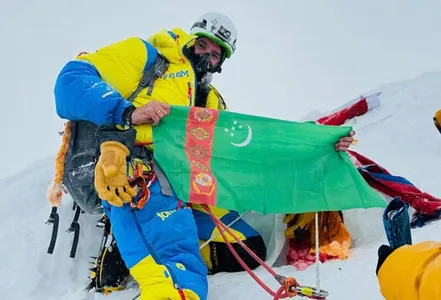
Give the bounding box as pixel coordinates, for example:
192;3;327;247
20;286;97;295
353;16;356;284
213;51;226;73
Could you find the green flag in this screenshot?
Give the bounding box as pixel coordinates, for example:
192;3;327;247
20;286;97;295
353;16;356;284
152;106;386;214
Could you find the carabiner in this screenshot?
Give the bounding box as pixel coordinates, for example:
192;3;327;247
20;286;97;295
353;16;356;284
294;286;329;299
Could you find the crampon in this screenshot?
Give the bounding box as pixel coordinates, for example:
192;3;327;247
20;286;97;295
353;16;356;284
85;163;153;296
85;215;131;295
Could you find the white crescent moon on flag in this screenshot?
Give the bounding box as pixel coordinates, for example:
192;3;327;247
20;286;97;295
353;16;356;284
231;124;252;147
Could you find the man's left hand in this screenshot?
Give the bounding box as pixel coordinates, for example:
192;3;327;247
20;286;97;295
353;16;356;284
335;130;355;151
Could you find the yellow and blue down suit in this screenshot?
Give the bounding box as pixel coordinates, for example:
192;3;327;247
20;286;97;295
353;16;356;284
54;28;265;299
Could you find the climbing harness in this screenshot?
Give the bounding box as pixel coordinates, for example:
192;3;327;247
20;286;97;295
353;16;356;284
85;214;130;294
128;162;156;211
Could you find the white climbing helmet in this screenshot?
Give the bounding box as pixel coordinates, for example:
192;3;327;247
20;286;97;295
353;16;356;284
190;12;237;59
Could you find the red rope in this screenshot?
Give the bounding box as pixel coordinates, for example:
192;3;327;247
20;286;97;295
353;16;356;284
135;142;153;146
201;205;294;299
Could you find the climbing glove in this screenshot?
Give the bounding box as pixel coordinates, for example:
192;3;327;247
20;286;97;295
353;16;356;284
94;141;137;207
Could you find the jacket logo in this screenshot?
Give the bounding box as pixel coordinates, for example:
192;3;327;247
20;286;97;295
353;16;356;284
162;70;189;79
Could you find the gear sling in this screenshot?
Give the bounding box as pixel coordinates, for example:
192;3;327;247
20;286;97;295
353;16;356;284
45;51;169;259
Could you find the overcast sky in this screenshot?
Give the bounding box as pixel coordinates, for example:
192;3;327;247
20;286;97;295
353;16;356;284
1;0;440;178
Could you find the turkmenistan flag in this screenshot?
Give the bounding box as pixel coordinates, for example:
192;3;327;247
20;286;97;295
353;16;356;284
152;106;386;214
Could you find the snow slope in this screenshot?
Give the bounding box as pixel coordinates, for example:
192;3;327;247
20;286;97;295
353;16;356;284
1;71;441;300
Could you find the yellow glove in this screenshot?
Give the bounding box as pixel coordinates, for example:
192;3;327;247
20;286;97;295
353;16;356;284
94;141;137;207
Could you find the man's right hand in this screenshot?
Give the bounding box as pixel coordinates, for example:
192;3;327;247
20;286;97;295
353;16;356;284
131;100;171;126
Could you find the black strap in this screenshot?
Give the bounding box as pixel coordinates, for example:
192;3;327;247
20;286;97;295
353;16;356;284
152;160;173;196
67;204;83;258
45;207;59;254
127;54;169;102
125;53;172;196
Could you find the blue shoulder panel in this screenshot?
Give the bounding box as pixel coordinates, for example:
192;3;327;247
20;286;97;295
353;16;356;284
141;39;158;73
54;60;132;126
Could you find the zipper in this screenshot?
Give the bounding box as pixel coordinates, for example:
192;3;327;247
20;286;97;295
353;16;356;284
131;210;183;294
187;82;193;105
181;40;198;107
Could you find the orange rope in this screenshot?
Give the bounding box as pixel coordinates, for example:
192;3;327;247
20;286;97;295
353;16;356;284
47;121;72;207
204;206;329;299
201;204;299;299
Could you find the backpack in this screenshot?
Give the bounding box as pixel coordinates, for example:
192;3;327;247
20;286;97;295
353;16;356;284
45;50;169;258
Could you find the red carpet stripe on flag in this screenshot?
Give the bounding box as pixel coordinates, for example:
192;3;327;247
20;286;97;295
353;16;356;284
184;107;219;206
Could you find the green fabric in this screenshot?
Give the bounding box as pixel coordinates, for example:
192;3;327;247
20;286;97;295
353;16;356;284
152;106;386;214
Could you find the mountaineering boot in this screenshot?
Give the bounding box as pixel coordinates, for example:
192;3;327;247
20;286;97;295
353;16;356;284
86;215;131;294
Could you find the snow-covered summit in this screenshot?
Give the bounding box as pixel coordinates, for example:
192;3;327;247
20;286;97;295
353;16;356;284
2;71;441;299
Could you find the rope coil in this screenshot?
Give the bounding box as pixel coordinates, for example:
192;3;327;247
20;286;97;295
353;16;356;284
47;121;72;207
